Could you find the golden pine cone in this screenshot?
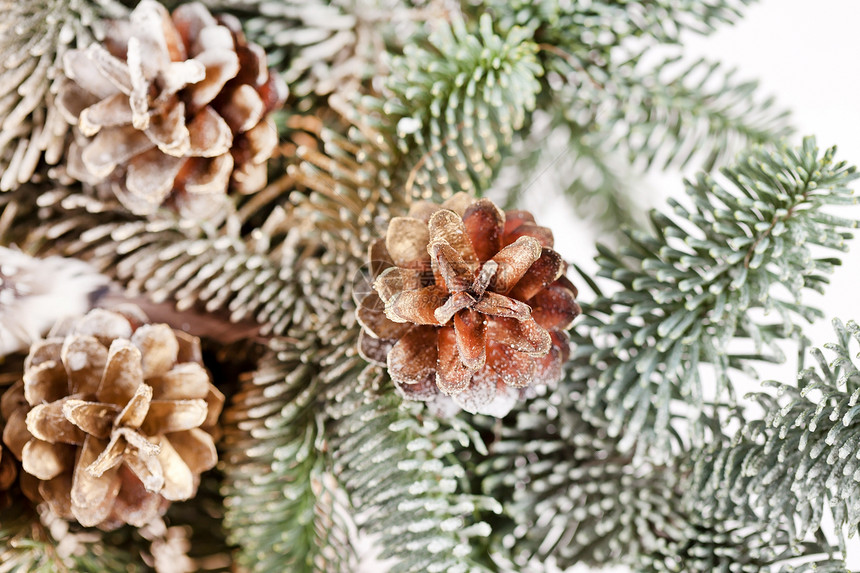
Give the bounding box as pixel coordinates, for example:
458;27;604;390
356;193;581;417
0;306;224;529
56;0;287;220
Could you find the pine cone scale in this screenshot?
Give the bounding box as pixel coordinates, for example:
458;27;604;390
428;209;479;268
386;217;431;268
508;248;564;301
356;292;411;341
2;409;29;459
78;93;134;136
386;285;445;325
154;436;194;501
150;362;211;400
434;291;474;325
26;399;87;444
453;310;487;371
71;435;121;527
142;399;207;435
435;326;473;395
82;127;155;177
186;107;232;156
490;236;543;293
115;382;153;429
386;326;437;387
62;335;108;395
132;324;179;378
429;240;473;292
62;400;118;439
168;428;217;474
531;284;580;331
21;439;73;480
98;340;144;407
462;198;505;261
23;360;67;406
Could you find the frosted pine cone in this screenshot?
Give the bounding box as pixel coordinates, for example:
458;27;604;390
356;193;580;417
0;307;224;529
56;0;287;220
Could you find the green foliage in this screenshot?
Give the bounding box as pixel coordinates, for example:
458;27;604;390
574;138;857;452
0;185;308;337
479;0;756;56
221;342;356;573
483;17;790;232
691;319;860;552
607;54;791;172
476;371;849;572
332;374;500;573
381;13;543;199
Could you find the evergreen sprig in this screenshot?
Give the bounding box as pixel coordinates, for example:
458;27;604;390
332;375;500;573
381;13;543;199
604;54;791;172
1;186;307;337
691;319;860;552
480;0;755;67
487;107;642;232
221;342;356;573
574;137;857;452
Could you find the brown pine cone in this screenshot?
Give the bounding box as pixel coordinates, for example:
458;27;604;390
56;0;287;220
0;306;224;529
356;193;580;417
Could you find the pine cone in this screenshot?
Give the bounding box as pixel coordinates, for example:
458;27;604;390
0;307;224;529
56;0;287;220
356;193;580;417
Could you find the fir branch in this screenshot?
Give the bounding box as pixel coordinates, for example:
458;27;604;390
480;0;751;87
690;319;860;552
574;138;857;453
332;374;501;573
287;104;409;258
597;0;756;41
476;373;846;572
478;0;756;77
1;186;307;337
606;54;792;172
288;14;546;246
381;13;543;200
221;341;357;573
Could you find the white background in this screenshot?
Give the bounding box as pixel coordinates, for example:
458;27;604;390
528;0;860;571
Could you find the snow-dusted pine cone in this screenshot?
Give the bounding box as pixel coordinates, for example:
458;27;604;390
56;0;287;220
1;306;224;529
356;193;580;417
